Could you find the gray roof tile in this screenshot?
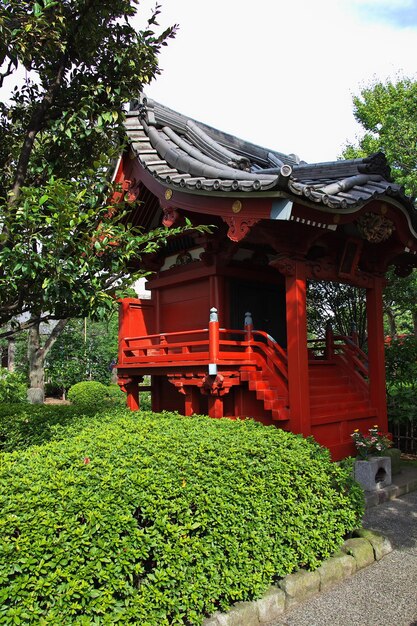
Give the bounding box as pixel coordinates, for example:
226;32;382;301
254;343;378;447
125;95;414;214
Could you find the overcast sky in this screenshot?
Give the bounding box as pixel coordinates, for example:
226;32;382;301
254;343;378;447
138;0;417;163
1;1;416;164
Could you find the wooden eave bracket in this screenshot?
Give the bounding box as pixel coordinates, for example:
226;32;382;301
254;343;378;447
223;215;261;242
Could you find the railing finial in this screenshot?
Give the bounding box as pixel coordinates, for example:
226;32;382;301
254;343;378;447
210;307;218;322
244;311;253;327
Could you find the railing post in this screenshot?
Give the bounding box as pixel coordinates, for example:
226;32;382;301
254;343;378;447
325;320;334;360
159;334;167;354
244;311;253;354
209;307;219;375
351;322;359;346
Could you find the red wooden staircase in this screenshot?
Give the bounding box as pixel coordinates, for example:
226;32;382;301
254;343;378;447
309;360;376;425
240;368;290;422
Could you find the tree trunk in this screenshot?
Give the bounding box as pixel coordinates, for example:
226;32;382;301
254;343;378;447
385;307;397;338
27;318;69;404
413;310;417;338
7;336;16;372
27;323;45;404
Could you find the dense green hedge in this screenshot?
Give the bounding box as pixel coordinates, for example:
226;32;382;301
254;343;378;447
0;409;364;625
0;403;104;452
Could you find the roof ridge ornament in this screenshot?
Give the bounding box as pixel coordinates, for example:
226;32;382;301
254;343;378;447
358;152;391;180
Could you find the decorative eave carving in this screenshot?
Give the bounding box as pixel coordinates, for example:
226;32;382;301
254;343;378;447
199;235;238;267
357;212;395;243
394;262;415;278
222;216;261;242
305;257;376;286
162;208;180;228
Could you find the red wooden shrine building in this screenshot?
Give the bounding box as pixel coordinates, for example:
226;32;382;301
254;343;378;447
115;95;417;460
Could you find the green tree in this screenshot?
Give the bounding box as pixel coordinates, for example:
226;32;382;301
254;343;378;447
307;281;367;347
0;0;186;402
344;76;417;200
45;317;119;396
343;76;417;339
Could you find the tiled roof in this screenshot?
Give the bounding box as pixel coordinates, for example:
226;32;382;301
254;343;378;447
125;95;412;212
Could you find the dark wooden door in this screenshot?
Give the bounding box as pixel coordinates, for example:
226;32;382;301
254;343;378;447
229;280;287;347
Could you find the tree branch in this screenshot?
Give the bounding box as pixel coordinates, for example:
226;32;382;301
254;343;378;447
43;318;69;355
0;58;16;88
8;60;68;205
0;314;52;339
8;0;97;206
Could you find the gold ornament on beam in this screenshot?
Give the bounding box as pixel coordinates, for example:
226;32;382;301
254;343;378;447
357;212;395;243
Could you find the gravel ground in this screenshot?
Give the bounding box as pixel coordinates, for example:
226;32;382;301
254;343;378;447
268;490;417;626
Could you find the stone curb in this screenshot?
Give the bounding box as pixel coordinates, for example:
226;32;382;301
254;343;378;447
202;530;392;626
365;477;417;508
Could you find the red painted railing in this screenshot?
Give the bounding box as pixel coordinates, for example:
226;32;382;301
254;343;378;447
308;331;369;389
119;308;288;391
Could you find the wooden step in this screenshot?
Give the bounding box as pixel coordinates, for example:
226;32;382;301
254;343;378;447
311;407;377;425
241;367;289;422
309;393;366;408
310;400;373;418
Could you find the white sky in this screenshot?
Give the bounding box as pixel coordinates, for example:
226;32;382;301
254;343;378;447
1;0;416;164
137;0;417;163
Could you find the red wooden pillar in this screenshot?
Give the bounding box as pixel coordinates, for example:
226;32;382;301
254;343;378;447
126;380;139;411
209;275;224;325
118;299;131;365
184;387;200;416
285;260;311;435
208;396;224;419
366;277;388;428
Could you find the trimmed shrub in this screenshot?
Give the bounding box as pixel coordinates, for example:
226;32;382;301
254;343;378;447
67;381;127;410
0;403;103;453
0;367;27;404
105;383;126;407
67;380;108;407
0;411;364;625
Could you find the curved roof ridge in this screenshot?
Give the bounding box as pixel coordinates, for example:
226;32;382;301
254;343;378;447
161;125;233;172
125;96;414;214
185;120;251;171
144;120;277;183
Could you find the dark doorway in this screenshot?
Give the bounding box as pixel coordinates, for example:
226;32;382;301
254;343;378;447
229;280;287;347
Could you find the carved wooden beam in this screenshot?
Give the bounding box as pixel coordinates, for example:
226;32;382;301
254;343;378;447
269;255;296;276
199;232;239;266
270;254;377;287
222;215;260;242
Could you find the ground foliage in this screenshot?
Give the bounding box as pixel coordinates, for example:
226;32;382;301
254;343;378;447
0;408;364;625
0;367;27;403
